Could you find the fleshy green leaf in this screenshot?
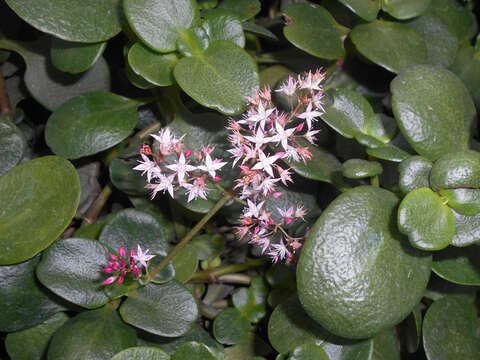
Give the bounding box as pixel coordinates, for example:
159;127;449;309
112;346;171;360
350;20;427;74
391;65;475;160
5;0;122;42
147;255;175;284
5;312;69;360
398;188;455;250
0;156;80;264
287;342;330;360
450;46;480;108
99;208;169;256
441;189;480;216
341;159;382;179
110;158;149;196
432;246;480;286
232;277;268;323
398;156;432;194
172;341;224;360
217;0;260;21
370;329;401;360
202;10;245;48
128;42;178;86
48;307;137;360
45;91;139;159
119;282;198;337
36;238;110;309
172;243;198;283
283;3;348;60
124;0;198;52
451;210;480;247
0;114;26;176
337;0;380;21
381;0;431;20
174;40;259;115
213;307;250;345
50;38;106;74
406;14;458;67
191;234;225;261
422;296;480;360
429;151;480;191
297;186;431;339
0;256;66;332
366;144;410;163
0;38;111;111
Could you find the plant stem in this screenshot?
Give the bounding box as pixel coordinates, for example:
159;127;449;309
214;183;245;205
82;183;113;225
146;192;232;281
370;175;380;187
191;273;252;285
0;71;12;114
190;258;265;281
133;121;162;142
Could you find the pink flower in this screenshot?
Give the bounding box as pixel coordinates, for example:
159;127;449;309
166;152;196;183
252;149;280;177
297;102;323;130
197;153;227;179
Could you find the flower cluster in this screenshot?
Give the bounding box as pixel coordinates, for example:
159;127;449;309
103;245;155;285
133;128;227;202
228;69;326;263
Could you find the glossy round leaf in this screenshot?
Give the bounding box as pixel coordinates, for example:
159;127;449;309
398;188;455;251
0;114;26;176
5;312;69;360
0;256;66;332
217;0;260;21
0;38;111;111
213;307;250;345
366;144;410;163
350;20;427;74
51;38;106;74
451;210;480;247
99;208;169;256
124;0;198;52
5;0;122;42
406;14;458;67
268;296;325;354
391;65;475;160
297;186;432;339
119;282;198;337
370;329;400;360
337;0;380;21
128;43;178;87
36;238;110;309
450;46;480;108
112;346;170;360
441;189;480;216
45;91;139;159
191;234;225;261
432;246;480;286
0;156;80;264
202;10;245;48
172;244;198;283
172;341;223;360
381;0;431;20
341;159;382;179
283;4;348;60
147;255;175;284
398;156;432;194
288;343;330;360
174;40;259;115
48;307;137;360
110;158;149;196
422;296;480;360
430;151;480;191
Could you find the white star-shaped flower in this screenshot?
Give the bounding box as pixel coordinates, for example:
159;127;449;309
297;102;323;130
275;76;297;96
256;177;279;196
268;242;290;263
227;146;244;167
182;180;208;203
146;174;175;199
299;71;323;91
271;121;295;151
252;149;280;177
243;199;265;218
151;128;176;154
197;153;227;179
166;153;196;183
133;244;155;268
245;102;275;129
133;154;160;182
244;128;273;149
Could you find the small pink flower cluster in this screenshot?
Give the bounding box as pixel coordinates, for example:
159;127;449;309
103;245;155;285
133;128;227;202
227;69;326;263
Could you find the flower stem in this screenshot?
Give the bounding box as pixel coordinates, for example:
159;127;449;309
82;183;113;225
370;175;380;187
146;192;232;281
214;183;246;205
189;258;265;281
190;273;252;285
0;70;12;114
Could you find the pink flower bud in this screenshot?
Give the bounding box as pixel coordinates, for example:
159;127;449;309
130;248;135;258
213;175;221;183
103;276;116;285
119;246;126;257
276;151;285;158
104;267;113;273
117;276;124;285
109;253;118;261
296;123;304;132
185;148;193;157
284;217;293;225
273;192;283;199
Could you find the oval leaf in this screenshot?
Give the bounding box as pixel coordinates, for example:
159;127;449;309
337;0;380;22
440;189;480;216
202;10;245;48
451;210;480;247
217;0;260;21
5;0;122;42
0;156;80;264
398;156;432;194
174;40;259;115
297;186;431;339
36;238;110;309
0;114;26;176
341;159;382;179
45;91;139;159
350;20;427;74
112;346;170;360
213;307;250;345
398;188;455;250
381;0;431;20
429;150;480;191
172;341;223;360
283;3;348;60
119;282;198;337
51;38;106;74
391;65;476;160
432;246;480;286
